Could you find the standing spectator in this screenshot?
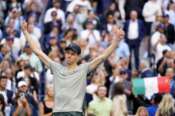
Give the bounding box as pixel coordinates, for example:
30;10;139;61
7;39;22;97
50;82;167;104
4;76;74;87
111;82;128;116
125;0;146;19
166;3;175;26
0;75;13;116
156;94;175;116
88;85;112;116
163;15;175;49
124;10;144;70
142;0;162;36
115;0;126;21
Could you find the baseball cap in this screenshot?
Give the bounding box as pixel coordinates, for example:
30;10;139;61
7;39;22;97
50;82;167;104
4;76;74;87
65;43;81;55
18;81;27;88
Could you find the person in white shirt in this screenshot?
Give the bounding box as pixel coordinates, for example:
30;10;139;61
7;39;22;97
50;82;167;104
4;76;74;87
142;0;162;35
155;34;171;62
44;1;65;25
80;20;101;45
67;0;92;13
124;10;144;70
165;3;175;26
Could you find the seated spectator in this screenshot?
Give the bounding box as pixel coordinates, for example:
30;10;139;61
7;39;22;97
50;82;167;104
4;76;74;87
135;106;149;116
139;60;155;78
19;45;43;73
165;68;175;98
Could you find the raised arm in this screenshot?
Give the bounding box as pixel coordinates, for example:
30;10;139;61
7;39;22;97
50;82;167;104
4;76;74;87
89;26;125;70
21;21;52;66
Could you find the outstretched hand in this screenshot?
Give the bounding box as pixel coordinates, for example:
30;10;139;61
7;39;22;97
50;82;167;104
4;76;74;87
112;26;125;41
21;21;28;31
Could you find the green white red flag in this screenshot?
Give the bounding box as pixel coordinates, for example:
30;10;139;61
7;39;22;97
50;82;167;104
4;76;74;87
132;77;170;99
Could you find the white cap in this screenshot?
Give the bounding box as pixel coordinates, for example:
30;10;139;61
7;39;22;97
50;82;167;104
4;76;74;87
18;81;27;88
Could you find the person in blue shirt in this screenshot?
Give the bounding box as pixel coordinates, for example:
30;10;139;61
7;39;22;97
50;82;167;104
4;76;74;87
147;93;162;116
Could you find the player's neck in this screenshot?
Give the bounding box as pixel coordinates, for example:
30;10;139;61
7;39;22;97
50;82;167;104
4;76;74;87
67;63;78;70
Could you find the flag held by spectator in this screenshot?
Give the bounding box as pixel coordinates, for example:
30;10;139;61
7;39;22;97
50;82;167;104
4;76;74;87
132;77;170;99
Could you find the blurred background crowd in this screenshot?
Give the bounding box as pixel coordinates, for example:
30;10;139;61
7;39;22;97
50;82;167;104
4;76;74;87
0;0;174;116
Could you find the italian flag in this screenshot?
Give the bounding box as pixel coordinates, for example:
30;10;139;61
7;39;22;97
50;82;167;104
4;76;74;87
132;77;170;99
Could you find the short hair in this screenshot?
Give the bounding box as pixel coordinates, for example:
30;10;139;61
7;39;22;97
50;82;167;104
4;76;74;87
0;75;7;80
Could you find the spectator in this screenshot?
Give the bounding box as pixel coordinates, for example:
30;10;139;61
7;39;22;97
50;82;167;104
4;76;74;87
67;0;92;13
165;68;175;98
80;20;101;46
19;45;43;73
39;84;53;116
115;0;126;21
0;75;13;116
16;64;39;94
88;85;112;116
11;80;38;116
135;106;149;116
156;94;175;116
147;93;162;116
124;10;144;70
139;60;155;78
0;94;5;116
142;0;162;36
163;15;175;49
44;1;65;24
166;3;175;26
44;10;62;34
155;34;171;63
111;82;128;116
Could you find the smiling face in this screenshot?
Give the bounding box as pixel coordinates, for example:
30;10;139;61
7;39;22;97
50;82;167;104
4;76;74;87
97;86;107;99
65;50;79;65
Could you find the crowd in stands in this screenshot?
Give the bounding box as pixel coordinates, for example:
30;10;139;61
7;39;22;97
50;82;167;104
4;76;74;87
0;0;174;115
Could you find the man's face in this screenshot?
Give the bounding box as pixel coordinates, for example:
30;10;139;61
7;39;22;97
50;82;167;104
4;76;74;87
19;85;28;93
97;86;107;99
0;78;7;90
130;11;137;21
65;50;79;65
